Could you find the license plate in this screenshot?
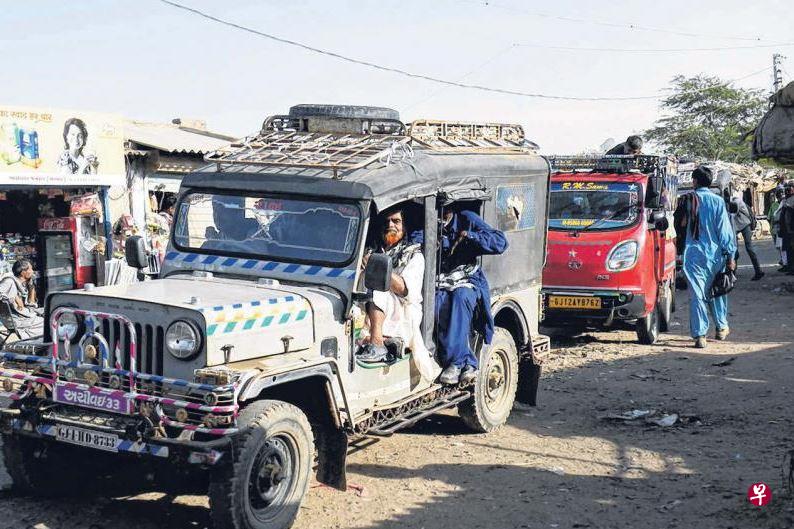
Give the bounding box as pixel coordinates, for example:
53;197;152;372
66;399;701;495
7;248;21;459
54;383;133;415
55;425;119;453
549;295;602;309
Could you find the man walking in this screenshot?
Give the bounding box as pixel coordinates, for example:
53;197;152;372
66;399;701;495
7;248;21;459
681;167;737;348
730;193;764;281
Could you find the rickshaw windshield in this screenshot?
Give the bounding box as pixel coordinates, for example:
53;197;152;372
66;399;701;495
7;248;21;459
173;192;361;265
548;181;641;231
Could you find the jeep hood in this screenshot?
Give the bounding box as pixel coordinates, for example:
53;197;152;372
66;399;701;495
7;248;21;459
52;276;325;365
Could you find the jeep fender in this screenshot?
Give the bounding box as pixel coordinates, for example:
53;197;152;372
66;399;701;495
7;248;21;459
238;363;350;491
492;299;541;406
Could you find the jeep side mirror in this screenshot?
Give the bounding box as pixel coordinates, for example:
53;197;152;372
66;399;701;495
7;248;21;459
650;210;669;231
125;236;148;269
364;253;392;292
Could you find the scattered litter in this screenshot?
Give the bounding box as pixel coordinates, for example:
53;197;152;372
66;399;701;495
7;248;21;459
600;409;653;421
545;466;566;476
649;414;679;427
599;409;699;428
658;499;683;512
711;357;736;367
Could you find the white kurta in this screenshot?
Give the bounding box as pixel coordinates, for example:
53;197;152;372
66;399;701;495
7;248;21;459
370;252;441;382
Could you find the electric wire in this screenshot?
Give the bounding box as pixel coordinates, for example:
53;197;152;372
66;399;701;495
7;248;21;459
458;0;786;44
513;42;794;53
158;0;774;102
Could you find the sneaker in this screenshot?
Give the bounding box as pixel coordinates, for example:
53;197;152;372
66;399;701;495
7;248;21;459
439;365;462;385
694;336;707;349
459;365;478;385
715;328;730;341
751;272;765;281
357;343;389;363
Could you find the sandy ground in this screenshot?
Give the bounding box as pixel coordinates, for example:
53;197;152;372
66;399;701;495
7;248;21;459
0;238;792;529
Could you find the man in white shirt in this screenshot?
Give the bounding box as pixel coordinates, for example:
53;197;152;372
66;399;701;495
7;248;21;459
357;207;438;379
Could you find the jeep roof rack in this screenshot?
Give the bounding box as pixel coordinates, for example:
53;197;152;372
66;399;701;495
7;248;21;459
205;107;537;178
407;119;537;153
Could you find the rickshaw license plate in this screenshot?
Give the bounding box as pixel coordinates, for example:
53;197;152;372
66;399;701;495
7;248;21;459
55;425;119;452
549;296;601;309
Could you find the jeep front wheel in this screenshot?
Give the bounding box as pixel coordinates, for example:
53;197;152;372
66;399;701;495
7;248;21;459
209;400;314;529
458;327;519;433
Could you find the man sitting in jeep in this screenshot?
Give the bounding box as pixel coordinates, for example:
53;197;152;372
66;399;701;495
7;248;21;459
357;207;431;370
436;207;508;385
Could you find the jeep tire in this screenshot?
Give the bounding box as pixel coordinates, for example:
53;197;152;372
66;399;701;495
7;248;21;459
1;433;105;497
209;400;314;529
458;327;519;433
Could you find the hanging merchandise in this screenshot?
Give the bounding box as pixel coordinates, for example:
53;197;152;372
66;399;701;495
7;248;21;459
69;192;102;217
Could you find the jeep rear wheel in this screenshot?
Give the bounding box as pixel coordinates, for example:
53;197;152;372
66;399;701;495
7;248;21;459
458;328;519;433
209;400;314;529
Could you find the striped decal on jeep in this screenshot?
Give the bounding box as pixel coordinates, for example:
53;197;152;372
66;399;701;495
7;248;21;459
165;251;356;279
199;297;310;337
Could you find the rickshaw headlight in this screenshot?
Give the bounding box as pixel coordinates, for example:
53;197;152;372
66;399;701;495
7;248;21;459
606;241;639;271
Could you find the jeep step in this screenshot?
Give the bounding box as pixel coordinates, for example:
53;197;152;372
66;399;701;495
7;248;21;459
366;391;471;437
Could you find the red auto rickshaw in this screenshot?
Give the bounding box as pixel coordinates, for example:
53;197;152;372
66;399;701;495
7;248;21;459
541;155;678;344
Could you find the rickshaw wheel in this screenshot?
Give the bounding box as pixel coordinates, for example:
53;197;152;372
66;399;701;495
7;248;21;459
458;328;519;433
636;304;661;345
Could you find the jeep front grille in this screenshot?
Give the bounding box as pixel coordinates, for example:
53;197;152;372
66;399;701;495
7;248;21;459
100;320;165;375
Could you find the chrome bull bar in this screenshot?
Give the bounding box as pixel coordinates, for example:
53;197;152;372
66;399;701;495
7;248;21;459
0;308;240;437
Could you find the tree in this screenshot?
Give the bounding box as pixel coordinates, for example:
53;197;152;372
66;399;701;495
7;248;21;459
645;75;768;162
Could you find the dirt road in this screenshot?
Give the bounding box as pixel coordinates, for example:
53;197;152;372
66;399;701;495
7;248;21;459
1;239;792;529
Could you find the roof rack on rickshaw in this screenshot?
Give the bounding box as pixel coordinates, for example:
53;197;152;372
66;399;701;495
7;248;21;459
205;112;538;178
548;154;677;178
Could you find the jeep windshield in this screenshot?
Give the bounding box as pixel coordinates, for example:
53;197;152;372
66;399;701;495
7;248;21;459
548;181;640;231
173;192;361;265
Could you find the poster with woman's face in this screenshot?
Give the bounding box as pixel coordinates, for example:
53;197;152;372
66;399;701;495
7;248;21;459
0;105;123;186
57;117;99;175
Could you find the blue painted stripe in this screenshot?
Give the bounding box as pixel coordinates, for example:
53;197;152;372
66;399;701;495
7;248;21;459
305;266;322;275
222;258;237;267
242;259;258;269
166;251;179;260
283;264;300;273
203;255;219;264
183;253;198;263
262;262;278;271
327;268;343;277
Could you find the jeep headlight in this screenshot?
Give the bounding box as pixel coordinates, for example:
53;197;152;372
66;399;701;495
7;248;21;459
165;320;201;360
56;312;80;341
606;240;639;271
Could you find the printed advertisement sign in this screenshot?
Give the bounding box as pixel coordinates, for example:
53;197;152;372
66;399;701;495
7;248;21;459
0;105;125;186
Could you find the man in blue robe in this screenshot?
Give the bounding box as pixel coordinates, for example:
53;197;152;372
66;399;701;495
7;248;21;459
681;166;737;348
436;208;508;384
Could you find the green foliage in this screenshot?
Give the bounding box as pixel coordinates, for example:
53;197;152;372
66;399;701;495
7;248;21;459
645;75;767;162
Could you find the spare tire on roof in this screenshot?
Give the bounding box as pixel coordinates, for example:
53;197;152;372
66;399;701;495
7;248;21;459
288;104;400;121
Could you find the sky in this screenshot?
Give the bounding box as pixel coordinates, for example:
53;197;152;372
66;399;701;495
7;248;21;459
3;0;793;153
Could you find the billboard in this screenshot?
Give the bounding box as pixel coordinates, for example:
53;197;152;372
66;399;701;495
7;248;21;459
0;105;125;187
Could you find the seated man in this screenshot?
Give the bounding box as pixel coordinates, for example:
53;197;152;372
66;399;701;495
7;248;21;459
357;207;428;367
436;207;508;385
0;259;44;339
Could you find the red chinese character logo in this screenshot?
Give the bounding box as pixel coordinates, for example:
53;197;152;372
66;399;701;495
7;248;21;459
747;482;771;506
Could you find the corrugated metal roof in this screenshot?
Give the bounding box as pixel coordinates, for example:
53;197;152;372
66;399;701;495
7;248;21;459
124;120;238;155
